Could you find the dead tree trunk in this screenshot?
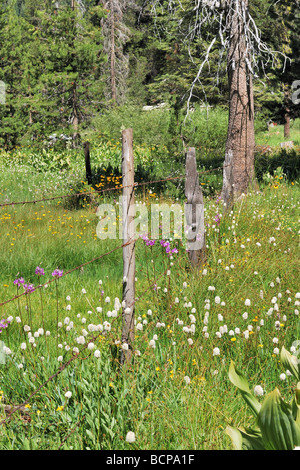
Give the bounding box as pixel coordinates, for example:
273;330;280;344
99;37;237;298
283;84;291;139
69;0;79;146
83;141;92;185
185;147;206;269
121;128;135;365
72;84;79;147
284;113;290;139
221;0;255;209
110;6;117;105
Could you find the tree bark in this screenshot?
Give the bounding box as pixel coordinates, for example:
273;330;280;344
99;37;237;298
283;85;291;139
221;0;255;209
72;83;79;147
110;3;117;105
71;0;79;147
84;141;92;185
284;112;290;139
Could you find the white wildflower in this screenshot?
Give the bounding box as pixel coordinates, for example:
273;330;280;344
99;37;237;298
253;385;264;397
125;431;136;443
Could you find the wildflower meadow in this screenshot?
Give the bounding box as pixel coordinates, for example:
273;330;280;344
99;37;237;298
1;0;300;455
0;132;299;453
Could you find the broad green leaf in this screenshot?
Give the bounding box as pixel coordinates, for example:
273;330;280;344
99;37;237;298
280;347;300;381
238;426;265;450
226;426;243;450
257;388;300;450
228;361;261;416
291;382;300;426
226;425;264;450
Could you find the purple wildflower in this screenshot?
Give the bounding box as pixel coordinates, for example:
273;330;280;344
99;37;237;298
24;283;35;293
0;318;10;334
214;214;221;225
52;269;63;278
13;277;25;287
159;239;178;256
35;266;45;276
141;234;156;246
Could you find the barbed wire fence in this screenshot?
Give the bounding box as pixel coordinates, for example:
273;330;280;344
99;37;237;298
0;248;173;449
0;165;227;209
0;129;227;448
0;240;134;309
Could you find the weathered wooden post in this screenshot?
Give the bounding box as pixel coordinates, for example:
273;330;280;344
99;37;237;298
121;128;136;365
83;141;92;185
185;147;206;269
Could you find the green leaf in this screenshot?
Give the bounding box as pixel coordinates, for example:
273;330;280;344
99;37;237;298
226;426;243;450
238;426;265;450
280;347;300;381
23;438;31;450
257;388;300;450
102;423;115;439
86;429;96;445
226;424;265;451
228;361;261;416
291;382;300;426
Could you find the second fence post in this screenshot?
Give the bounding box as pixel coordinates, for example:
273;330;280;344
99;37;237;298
121;128;136;365
83;141;92;185
185;147;206;269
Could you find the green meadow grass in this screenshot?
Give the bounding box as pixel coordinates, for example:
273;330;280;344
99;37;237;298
255;118;300;147
0;157;299;450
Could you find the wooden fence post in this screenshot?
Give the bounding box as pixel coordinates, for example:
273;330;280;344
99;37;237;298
83;141;92;185
121;128;136;365
185;147;206;269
